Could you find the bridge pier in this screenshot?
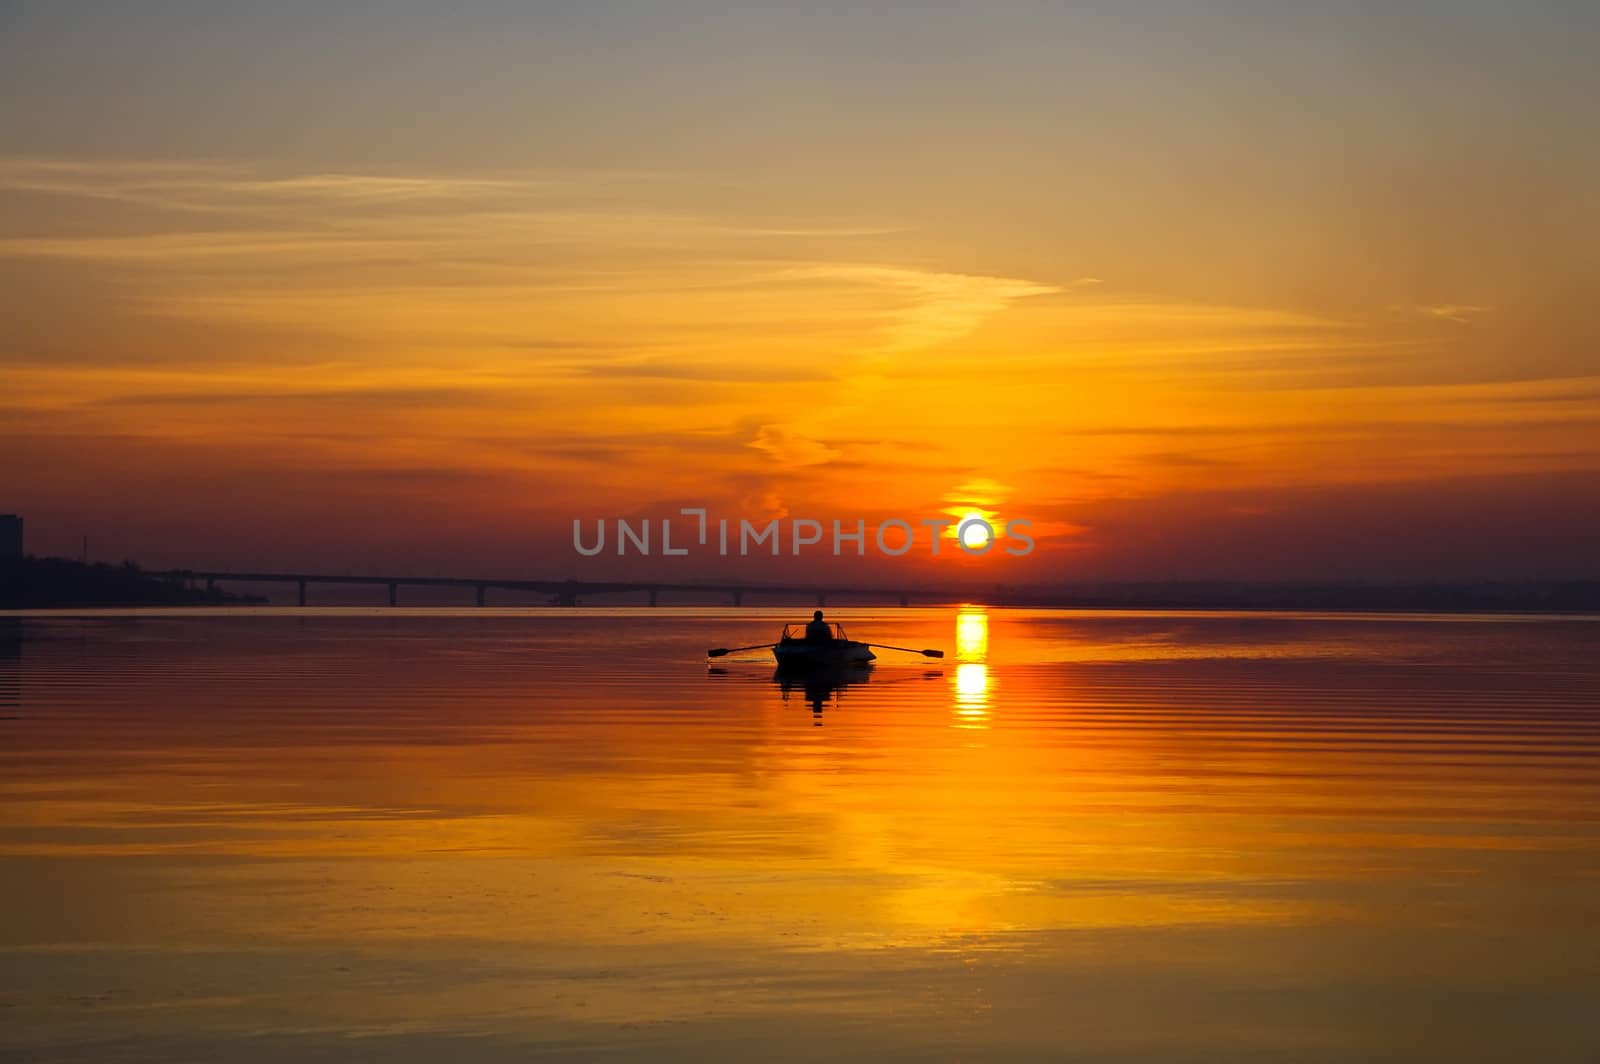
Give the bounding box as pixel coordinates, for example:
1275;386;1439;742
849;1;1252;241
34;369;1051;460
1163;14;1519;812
647;588;658;607
388;582;398;607
205;578;216;596
816;592;827;608
899;593;909;607
297;579;307;607
732;589;743;607
476;584;486;607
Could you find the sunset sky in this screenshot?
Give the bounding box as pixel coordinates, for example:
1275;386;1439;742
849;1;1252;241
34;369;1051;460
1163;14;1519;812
3;2;1597;581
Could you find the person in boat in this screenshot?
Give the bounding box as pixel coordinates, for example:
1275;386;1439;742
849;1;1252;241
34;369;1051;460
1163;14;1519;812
805;609;832;643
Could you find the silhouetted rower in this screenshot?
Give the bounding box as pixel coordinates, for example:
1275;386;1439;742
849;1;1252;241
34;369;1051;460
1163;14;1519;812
805;609;831;642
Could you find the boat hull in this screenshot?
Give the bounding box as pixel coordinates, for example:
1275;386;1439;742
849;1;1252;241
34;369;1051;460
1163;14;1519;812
773;640;875;667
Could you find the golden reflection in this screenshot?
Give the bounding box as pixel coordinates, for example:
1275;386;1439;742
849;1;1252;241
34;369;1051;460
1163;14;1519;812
10;612;1598;1064
953;662;991;729
953;609;991;728
955;609;989;661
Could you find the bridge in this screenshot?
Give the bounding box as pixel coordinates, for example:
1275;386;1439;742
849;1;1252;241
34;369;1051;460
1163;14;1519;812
160;569;984;608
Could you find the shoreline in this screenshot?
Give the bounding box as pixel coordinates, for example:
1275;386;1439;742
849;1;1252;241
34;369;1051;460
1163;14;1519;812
6;602;1600;620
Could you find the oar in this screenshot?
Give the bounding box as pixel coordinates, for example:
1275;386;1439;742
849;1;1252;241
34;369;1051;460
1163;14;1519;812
865;644;945;658
707;642;778;658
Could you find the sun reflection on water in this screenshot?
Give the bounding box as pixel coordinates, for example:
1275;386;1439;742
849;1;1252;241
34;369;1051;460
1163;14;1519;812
953;663;991;728
956;610;989;661
953;609;991;728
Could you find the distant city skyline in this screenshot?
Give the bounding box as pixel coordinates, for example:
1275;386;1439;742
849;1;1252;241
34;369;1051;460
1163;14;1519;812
3;3;1598;580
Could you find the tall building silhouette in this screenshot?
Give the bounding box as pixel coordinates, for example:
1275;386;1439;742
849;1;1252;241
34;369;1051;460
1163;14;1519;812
0;515;22;558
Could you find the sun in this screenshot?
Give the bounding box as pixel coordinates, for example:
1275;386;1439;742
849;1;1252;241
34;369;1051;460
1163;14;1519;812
956;510;992;550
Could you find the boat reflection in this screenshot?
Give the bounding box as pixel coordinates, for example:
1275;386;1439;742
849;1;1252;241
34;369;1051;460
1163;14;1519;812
774;662;872;725
710;658;946;726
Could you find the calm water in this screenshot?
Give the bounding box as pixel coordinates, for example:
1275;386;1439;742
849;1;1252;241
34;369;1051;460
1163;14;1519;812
1;608;1597;1062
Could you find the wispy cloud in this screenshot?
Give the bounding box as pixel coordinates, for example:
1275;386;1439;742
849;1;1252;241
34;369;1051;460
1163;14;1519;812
0;231;408;263
565;358;836;383
0;157;542;214
944;477;1013;506
785;264;1058;351
748;424;842;467
1415;303;1491;324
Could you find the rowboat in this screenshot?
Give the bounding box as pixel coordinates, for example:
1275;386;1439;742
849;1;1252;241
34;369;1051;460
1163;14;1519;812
773;622;875;666
706;622;941;664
